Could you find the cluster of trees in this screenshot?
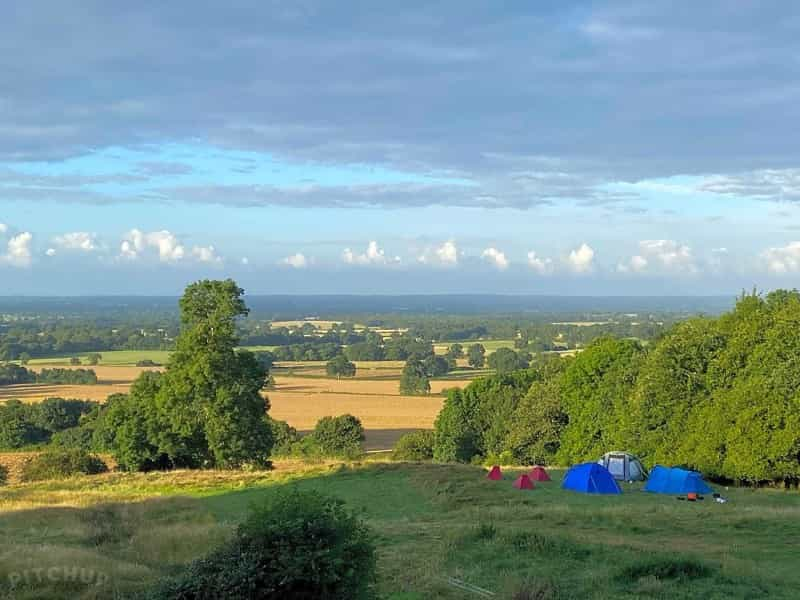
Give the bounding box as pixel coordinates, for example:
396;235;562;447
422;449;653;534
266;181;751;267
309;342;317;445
46;280;275;471
0;322;174;360
0;397;97;449
270;414;365;459
271;342;342;361
434;290;800;485
0;364;98;386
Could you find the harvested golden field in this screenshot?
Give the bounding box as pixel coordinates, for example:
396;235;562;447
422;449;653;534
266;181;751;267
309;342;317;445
0;365;162;403
1;364;474;450
0;382;131;403
265;374;468;449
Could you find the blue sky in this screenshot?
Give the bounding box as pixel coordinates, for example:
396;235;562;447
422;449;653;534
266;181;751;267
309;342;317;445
2;1;800;295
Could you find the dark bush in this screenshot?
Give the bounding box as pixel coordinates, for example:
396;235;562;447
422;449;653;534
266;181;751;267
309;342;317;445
0;463;8;486
309;414;365;458
50;426;95;451
20;448;108;482
0;362;36;385
393;430;435;461
36;368;98;385
146;489;376;599
616;557;713;582
135;359;161;367
267;418;302;456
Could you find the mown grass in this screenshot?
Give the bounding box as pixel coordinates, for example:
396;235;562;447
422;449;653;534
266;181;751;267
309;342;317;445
1;462;799;599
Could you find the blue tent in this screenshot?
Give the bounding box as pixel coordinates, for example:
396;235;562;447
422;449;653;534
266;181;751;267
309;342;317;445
562;462;622;494
644;465;712;495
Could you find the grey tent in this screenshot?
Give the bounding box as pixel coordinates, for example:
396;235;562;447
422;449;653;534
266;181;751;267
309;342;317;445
598;451;647;481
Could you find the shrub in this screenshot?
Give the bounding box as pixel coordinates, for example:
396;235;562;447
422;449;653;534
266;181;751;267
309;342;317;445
309;414;365;458
0;463;8;486
146;489;376;599
50;426;95;451
268;418;302;456
135;359;160;367
69;356;81;365
36;368;98;385
393;430;435;461
20;448;108;482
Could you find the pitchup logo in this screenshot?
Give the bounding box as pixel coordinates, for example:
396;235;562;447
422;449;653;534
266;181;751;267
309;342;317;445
7;566;108;588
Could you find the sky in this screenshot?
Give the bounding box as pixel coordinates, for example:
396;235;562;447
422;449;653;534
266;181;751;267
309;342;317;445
2;1;800;295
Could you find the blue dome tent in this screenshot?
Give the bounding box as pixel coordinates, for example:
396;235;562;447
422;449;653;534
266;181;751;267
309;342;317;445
644;466;712;495
562;462;622;494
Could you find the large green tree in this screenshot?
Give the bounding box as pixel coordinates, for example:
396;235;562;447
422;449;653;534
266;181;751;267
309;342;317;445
107;279;274;470
326;355;357;379
399;358;431;395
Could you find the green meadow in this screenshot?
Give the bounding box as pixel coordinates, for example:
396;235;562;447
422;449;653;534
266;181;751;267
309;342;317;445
1;461;798;599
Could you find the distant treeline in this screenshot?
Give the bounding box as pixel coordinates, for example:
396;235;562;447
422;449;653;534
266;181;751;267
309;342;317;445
0;364;98;386
434;290;800;485
0;322;175;360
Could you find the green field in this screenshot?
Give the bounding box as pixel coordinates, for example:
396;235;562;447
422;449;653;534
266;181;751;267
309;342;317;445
433;339;516;354
1;461;798;599
27;347;277;367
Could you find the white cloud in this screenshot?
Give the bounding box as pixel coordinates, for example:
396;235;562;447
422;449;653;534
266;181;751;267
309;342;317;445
119;229;220;264
418;240;460;266
762;241;800;274
617;254;648;273
2;232;33;267
527;251;554;275
241;257;249;265
45;248;56;257
640;239;696;272
191;245;221;264
54;231;97;251
282;253;308;268
619;240;696;274
567;243;595;273
481;247;509;270
0;223;7;234
343;241;398;266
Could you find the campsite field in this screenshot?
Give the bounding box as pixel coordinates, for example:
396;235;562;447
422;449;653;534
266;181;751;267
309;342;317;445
0;460;798;599
0;362;471;450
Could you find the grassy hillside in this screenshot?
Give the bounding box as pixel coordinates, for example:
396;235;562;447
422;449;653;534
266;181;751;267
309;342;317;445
1;461;798;599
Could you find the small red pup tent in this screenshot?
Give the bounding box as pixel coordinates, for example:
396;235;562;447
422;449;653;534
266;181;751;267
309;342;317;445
513;474;535;490
528;466;551;482
487;465;502;480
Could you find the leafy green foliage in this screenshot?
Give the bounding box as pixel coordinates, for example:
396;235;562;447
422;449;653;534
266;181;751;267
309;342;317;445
487;347;531;373
309;414;365;458
393;430;435;461
100;280;274;471
0;398;98;450
433;290;800;484
20;448;108;482
399;358;431;395
36;368;98;384
0;362;35;385
145;489;376;600
467;343;486;368
0;463;7;486
556;337;644;464
445;343;464;359
267;418;302;456
326;354;357;378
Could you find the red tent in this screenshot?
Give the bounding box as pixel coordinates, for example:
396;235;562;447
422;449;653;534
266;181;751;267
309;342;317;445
529;466;551;482
487;465;502;480
513;474;535;490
